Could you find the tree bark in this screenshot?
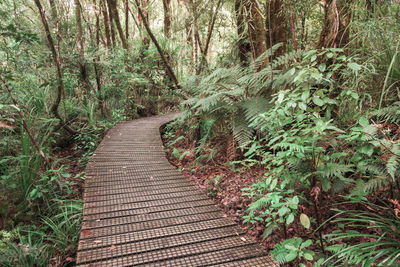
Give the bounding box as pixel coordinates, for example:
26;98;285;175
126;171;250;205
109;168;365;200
235;0;250;66
318;0;353;49
244;0;268;69
134;0;180;89
266;0;287;59
107;0;128;49
74;0;90;94
203;0;222;56
100;0;112;48
93;0;105;116
162;0;172;38
106;0;116;46
33;0;78;134
124;0;129;39
138;0;150;51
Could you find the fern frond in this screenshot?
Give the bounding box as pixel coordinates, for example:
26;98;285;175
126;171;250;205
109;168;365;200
232;114;254;148
240;97;271;125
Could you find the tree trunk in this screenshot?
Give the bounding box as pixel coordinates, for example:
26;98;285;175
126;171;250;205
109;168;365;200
74;0;90;94
124;0;129;39
107;0;128;49
162;0;171;38
203;0;222;56
318;0;353;49
186;25;194;67
33;0;77;134
138;0;150;51
100;0;112;48
235;0;250;66
244;0;268;69
93;0;106;116
106;0;116;46
266;0;287;59
134;0;180;89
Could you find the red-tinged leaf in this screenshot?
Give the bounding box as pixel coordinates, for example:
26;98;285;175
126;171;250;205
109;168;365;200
65;257;74;262
110;244;116;251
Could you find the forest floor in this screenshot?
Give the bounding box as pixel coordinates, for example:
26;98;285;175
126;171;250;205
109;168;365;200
161;133;346;264
161;136;282;251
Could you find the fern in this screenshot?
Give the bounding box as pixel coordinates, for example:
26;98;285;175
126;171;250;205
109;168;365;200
232;115;254;148
372;101;400;124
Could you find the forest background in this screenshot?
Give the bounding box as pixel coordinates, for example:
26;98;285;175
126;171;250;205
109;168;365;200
1;0;400;266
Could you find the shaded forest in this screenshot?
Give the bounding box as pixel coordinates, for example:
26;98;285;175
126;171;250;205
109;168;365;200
1;0;400;265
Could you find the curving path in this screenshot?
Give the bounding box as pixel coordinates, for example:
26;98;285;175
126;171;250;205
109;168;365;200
76;113;276;266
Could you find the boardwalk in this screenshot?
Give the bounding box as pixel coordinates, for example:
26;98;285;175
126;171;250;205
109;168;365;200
76;113;276;266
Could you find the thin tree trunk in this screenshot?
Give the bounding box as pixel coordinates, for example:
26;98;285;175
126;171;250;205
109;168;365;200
100;0;111;48
203;0;222;56
106;0;116;46
266;0;287;59
138;0;150;51
74;0;90;94
93;0;105;116
128;5;141;34
124;0;129;39
235;0;250;65
186;25;194;67
107;0;128;49
318;0;353;49
162;0;171;38
33;0;78;135
134;0;180;89
290;7;298;53
244;0;268;69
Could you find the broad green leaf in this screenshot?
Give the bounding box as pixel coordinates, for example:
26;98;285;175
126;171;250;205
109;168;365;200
299;102;307;110
318;63;326;72
286;213;295;225
358;116;369;127
61;172;71;178
285;252;298;262
301;91;310;102
304;252;313;260
279;206;290;217
312;97;324;106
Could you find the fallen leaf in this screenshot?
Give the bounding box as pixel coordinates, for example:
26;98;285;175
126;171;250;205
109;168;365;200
110;244;116;251
240;237;247;242
93;240;102;244
81;230;93;237
65;257;74;262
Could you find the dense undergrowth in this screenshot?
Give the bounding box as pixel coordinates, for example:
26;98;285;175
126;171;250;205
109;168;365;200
163;12;400;265
1;15;180;266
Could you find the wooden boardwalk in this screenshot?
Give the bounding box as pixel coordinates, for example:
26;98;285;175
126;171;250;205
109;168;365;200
76;113;276;266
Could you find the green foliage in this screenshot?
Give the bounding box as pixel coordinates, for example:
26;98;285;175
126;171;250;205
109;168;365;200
243;177;300;239
324;201;400;266
271;237;314;265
